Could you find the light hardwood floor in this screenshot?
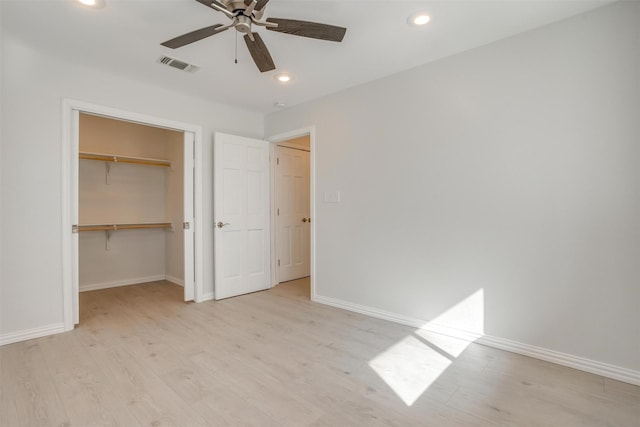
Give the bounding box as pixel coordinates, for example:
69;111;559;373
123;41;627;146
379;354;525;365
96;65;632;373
1;279;639;426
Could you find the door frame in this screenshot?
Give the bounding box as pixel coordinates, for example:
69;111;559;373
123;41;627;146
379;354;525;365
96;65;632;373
267;126;316;299
61;98;205;331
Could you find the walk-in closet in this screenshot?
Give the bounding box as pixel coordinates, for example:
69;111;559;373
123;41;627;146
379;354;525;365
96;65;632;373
77;113;185;297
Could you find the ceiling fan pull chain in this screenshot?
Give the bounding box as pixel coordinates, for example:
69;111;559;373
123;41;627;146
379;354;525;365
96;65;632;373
234;30;238;64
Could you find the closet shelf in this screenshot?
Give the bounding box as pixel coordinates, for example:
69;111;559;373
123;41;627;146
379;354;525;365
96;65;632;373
77;222;173;251
79;152;172;167
77;222;173;232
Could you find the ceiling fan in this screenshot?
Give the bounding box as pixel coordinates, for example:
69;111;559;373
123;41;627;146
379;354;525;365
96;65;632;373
161;0;347;72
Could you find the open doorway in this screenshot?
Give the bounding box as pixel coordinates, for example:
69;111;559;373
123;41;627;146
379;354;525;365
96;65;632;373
62;99;203;330
211;130;314;300
77;114;186;299
269;128;315;299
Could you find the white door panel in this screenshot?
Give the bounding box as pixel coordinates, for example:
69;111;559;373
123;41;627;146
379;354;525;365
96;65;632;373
183;131;195;301
276;146;310;282
71;109;80;324
214;133;270;299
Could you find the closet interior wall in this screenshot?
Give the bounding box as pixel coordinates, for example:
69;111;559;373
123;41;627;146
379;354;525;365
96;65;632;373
78;113;184;291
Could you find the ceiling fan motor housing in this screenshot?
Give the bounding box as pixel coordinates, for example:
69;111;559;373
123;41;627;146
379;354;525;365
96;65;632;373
222;0;265;20
235;15;252;34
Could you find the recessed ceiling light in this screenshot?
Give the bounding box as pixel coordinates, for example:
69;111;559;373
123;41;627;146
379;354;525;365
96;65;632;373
274;73;292;83
274;101;287;108
408;12;430;27
76;0;105;8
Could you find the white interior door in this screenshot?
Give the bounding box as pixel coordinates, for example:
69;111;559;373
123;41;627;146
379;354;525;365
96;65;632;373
275;146;310;282
183;132;195;301
71;109;80;324
214;132;270;300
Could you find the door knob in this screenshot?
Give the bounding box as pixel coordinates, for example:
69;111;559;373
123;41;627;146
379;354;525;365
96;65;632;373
216;221;230;228
302;218;308;223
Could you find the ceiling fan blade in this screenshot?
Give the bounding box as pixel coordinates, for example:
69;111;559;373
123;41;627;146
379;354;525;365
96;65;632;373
161;24;228;49
244;0;270;11
244;33;275;72
195;0;229;11
266;18;346;42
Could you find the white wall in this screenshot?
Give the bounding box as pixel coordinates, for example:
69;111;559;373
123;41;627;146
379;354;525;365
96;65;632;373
0;27;263;339
265;1;640;375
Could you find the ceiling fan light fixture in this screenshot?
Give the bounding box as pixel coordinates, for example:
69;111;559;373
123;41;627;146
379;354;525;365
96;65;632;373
76;0;105;8
408;12;430;26
275;73;292;83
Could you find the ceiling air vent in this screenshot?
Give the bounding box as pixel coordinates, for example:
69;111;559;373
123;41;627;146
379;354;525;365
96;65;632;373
157;55;199;73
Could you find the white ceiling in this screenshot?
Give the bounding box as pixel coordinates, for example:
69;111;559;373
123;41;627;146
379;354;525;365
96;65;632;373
2;0;614;114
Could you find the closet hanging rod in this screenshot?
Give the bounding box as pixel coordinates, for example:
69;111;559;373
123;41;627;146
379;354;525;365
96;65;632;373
77;222;173;232
79;151;172;167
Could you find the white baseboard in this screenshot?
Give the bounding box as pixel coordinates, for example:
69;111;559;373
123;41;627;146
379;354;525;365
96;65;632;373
165;275;185;287
79;275;167;292
0;323;66;346
313;295;640;387
474;334;640;387
313;294;428;328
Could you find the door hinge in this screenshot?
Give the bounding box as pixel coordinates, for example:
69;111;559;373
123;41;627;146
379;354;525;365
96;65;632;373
277;208;280;216
278;259;280;267
183;221;190;230
277;157;279;165
72;224;78;234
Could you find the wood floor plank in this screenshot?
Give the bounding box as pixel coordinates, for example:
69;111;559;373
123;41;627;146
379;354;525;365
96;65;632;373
190;391;280;427
37;332;142;427
2;278;639;426
0;341;71;427
445;369;637;427
604;376;640;404
189;348;326;425
84;341;210;427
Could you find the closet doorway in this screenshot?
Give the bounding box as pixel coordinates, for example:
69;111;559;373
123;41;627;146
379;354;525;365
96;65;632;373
269;128;314;297
62;100;203;329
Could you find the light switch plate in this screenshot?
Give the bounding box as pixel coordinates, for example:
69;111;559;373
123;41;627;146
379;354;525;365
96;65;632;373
323;191;341;203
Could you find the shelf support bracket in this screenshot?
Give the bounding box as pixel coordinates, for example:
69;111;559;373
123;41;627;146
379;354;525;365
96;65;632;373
105;227;115;251
105;161;113;185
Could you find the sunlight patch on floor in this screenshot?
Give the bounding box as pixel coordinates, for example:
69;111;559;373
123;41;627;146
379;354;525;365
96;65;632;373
369;335;452;406
369;289;484;406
